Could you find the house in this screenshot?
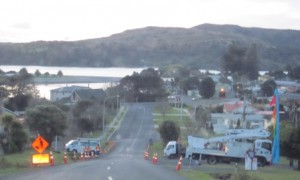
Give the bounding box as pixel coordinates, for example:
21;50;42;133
211;113;265;134
50;85;90;102
223;101;258;114
71;89;106;103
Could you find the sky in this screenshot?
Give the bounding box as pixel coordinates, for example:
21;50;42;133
0;0;299;43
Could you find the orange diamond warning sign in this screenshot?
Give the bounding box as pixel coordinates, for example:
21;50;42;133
32;135;49;153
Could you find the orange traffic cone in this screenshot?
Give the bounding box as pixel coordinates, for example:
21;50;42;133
64;151;68;164
49;151;55;166
80;152;84;160
73;151;77;161
91;151;94;159
144;150;149;160
176;156;183;171
154;153;158;164
152;153;155;164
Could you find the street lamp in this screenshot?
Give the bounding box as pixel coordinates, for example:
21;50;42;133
102;95;120;132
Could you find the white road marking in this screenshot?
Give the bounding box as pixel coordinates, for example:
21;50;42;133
129;114;143;150
107;166;111;170
108;176;113;180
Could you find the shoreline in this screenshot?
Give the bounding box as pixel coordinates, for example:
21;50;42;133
33;76;122;84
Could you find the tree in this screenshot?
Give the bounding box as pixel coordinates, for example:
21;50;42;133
118;68;167;102
0;115;28;153
34;70;42;77
25;104;67;147
4;94;31;111
281;126;300;170
244;44;259;80
57;70;63;77
199;77;215;99
179;77;200;95
4;68;38;97
261;80;277;97
195;106;211;130
158;120;180;145
72;100;103;135
222;42;259;81
288;65;300;80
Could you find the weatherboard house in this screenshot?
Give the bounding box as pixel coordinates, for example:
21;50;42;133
50;85;90;102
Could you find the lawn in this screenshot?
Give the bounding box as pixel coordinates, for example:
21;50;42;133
153;106;193;143
0;149;67;176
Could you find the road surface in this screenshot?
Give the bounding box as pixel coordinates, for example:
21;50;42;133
2;103;186;180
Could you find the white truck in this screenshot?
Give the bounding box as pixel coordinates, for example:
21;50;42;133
164;129;272;166
65;138;101;154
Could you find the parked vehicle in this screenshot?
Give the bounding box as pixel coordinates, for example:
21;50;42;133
65;138;101;154
163;141;186;159
164;129;272;166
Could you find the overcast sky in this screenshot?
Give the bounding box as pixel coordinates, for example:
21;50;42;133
1;0;299;42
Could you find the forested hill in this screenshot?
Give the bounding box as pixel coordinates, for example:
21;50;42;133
0;23;299;70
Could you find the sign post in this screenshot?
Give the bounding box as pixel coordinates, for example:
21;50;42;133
31;135;50;165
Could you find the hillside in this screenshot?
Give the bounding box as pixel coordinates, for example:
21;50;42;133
0;23;299;70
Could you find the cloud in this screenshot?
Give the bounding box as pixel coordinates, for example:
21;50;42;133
11;22;31;29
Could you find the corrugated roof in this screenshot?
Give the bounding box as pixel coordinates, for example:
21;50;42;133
74;89;106;101
51;85;90;92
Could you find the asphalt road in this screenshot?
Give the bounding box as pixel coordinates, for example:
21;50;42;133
2;103;186;180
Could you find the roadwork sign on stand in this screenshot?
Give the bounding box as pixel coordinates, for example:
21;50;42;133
31;135;50;165
32;135;49;153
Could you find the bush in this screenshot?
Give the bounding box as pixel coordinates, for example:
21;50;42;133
158;120;180;145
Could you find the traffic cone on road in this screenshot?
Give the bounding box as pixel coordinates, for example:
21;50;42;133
49;151;55;166
176;156;183;171
154;153;158;164
152;153;158;165
91;151;94;159
152;153;155;164
64;151;68;164
73;151;77;161
144;150;149;160
80;152;84;160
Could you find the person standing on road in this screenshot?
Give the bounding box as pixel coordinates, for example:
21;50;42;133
95;144;101;157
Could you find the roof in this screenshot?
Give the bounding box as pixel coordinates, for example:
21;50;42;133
211;113;264;121
51;85;90;93
74;89;106;101
223;101;255;113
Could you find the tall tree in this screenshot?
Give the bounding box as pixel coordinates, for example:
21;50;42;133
199;77;215;99
281;126;300;170
72;100;103;135
118;68;167;102
158;120;180;145
222;42;259;81
25;104;67;147
261;80;277;97
195;106;211;131
244;44;259;80
1;115;28;153
179;77;200;95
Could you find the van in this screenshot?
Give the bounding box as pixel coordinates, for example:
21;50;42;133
65;138;101;154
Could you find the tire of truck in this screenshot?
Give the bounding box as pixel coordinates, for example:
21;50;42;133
257;157;267;167
72;149;77;154
168;154;175;159
207;156;217;165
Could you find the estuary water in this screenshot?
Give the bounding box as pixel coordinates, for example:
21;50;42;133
0;65;146;99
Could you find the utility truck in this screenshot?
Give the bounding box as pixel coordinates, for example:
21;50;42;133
164;129;272;166
163;141;186;159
